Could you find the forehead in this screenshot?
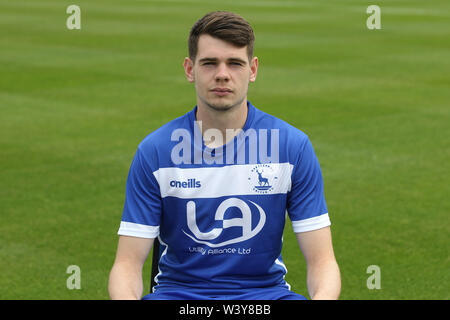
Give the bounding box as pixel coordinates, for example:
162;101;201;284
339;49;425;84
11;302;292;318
196;34;248;61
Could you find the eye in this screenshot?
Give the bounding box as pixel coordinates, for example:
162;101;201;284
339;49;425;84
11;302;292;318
230;62;242;66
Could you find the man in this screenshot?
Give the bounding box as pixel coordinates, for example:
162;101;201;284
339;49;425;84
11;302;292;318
108;11;340;300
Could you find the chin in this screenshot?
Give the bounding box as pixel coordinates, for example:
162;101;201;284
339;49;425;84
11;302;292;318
202;97;234;112
205;96;246;112
207;102;235;111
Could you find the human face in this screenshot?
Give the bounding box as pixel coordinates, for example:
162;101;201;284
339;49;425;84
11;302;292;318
184;34;258;112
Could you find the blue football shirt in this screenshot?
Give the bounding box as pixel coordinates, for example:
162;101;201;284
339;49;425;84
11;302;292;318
118;101;330;291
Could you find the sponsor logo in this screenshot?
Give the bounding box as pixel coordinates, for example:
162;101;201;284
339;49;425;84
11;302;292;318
170;179;201;188
183;197;266;248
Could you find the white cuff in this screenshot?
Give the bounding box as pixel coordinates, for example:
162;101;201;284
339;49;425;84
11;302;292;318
292;213;331;233
117;221;160;238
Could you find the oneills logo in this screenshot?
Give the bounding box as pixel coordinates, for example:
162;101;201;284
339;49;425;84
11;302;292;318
170;179;201;188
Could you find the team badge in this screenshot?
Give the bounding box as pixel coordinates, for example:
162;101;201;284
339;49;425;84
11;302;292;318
249;164;277;194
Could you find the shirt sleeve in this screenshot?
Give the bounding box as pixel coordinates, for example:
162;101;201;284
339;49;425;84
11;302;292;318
287;137;331;233
117;146;161;238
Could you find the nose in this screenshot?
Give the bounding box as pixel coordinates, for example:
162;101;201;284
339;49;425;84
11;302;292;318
214;62;230;82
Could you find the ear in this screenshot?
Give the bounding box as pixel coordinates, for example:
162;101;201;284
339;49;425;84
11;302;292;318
183;57;195;83
249;56;258;83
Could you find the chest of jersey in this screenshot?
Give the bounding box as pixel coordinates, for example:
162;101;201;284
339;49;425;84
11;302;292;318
154;163;292;253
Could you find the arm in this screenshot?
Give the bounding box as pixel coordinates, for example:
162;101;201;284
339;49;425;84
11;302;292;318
108;235;154;300
296;226;341;300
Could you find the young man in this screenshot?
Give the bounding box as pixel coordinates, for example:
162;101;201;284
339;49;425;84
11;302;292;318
108;11;341;300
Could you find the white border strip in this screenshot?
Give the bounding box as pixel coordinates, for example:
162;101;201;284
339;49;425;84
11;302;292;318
118;221;159;238
275;258;291;291
291;213;331;233
152;235;168;292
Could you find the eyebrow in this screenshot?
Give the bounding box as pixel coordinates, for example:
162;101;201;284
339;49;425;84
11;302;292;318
198;57;247;64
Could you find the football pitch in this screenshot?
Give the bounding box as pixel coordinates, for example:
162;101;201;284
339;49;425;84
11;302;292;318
0;0;448;299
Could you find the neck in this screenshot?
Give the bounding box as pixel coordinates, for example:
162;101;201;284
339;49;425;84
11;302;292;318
195;98;248;148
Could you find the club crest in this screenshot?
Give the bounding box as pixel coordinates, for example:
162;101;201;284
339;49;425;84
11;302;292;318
249;164;277;194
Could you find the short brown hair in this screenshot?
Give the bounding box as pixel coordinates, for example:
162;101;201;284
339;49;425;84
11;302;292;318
188;11;255;62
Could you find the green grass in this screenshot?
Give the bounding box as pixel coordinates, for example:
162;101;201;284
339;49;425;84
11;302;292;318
0;0;449;299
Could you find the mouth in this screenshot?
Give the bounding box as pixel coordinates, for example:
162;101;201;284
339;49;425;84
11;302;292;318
210;88;233;96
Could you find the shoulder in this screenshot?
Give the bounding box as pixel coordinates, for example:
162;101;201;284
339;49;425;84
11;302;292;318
253;105;308;138
140;114;187;147
136;111;191;169
252;106;311;160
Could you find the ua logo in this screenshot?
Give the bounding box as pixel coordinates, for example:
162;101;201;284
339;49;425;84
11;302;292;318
183;198;266;248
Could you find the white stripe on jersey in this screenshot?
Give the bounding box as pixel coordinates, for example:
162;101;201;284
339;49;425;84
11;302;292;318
153;162;294;199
